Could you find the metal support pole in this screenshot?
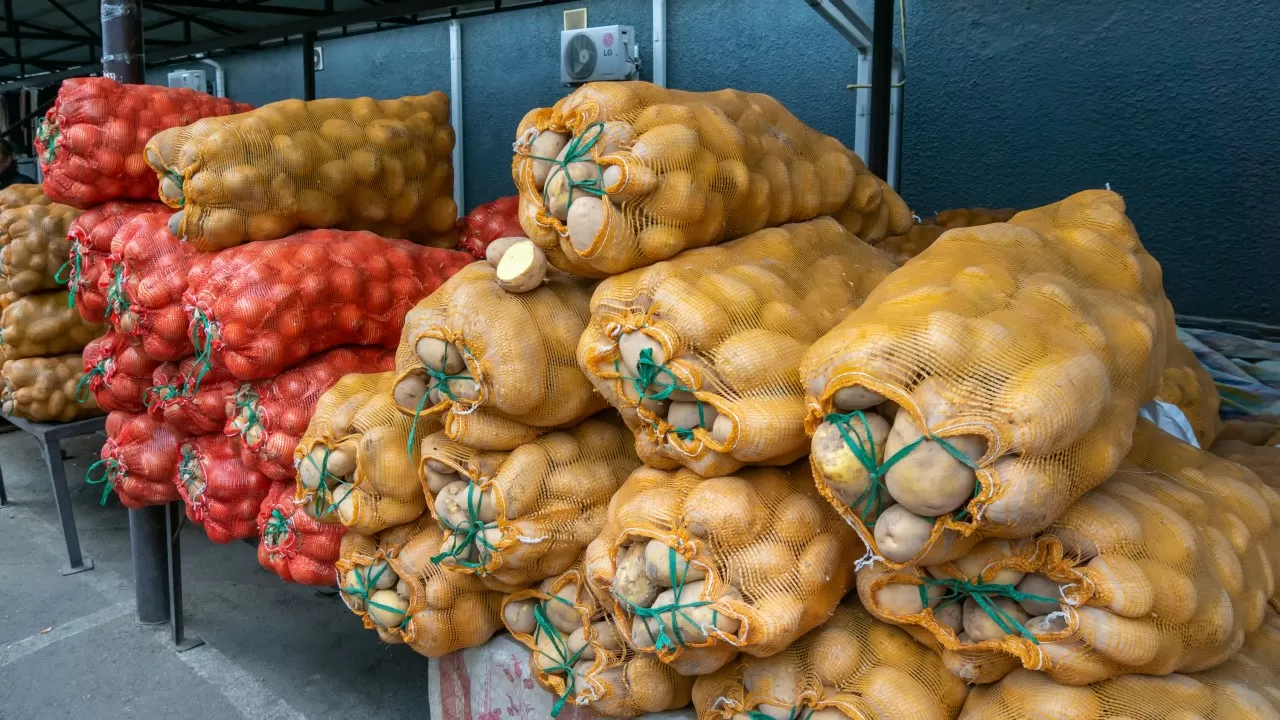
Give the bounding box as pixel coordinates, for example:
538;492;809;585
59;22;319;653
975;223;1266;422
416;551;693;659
651;0;666;87
167;501;203;651
449;19;464;215
130;505;170;623
100;0;144;83
42;439;93;575
302;31;316;100
866;0;893;180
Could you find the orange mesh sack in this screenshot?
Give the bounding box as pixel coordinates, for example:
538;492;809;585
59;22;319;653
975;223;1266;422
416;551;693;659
1211;440;1280;493
66;201;171;323
1157;333;1221;447
578;217;895;477
103;213;203;361
801;190;1173;569
0;184;50;210
0;201;81;296
145;94;457;250
296;371;438;535
958;612;1280;720
89;411;184;508
420;414;641;592
1;354;100;423
392;262;603;450
226;347;394;482
855;419;1280;686
1215;417;1280;446
502;563;694;718
511;81;912;277
585;462;860;676
1;290;105;361
336;516;505;657
145;355;238;436
80;331;161;413
257;481;346;586
176;434;274;544
692;602;970;720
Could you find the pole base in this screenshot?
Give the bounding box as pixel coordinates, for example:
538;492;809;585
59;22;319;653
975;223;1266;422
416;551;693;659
174;634;205;653
60;558;94;576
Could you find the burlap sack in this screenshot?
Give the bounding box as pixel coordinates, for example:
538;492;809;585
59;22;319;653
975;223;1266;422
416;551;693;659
420;413;640;592
512;81;911;277
803;190;1174;568
578;216;895;477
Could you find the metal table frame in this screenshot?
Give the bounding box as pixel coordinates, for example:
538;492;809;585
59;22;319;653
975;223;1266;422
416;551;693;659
0;414;106;575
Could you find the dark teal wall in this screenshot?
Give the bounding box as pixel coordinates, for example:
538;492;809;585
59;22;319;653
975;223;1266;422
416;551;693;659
150;0;1278;322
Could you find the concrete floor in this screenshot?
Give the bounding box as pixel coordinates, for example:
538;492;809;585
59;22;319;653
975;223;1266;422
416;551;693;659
0;428;433;719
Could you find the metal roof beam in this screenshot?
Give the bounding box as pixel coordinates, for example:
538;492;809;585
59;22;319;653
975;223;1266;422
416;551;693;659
147;1;330;17
44;0;99;39
147;5;247;34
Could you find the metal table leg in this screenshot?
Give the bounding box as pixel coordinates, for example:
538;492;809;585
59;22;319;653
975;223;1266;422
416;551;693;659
166;501;203;652
0;456;9;507
41;437;93;575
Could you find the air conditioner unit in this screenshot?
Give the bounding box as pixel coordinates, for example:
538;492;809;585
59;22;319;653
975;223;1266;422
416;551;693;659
560;25;639;85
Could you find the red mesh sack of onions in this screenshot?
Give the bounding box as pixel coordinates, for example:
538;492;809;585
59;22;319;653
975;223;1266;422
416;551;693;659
87;411;184;509
35;77;251;208
176;435;275;544
184;229;472;382
456;195;524;260
65;201;171;323
257;481;347;586
226;346;394;482
102;212;206;362
79;330;161;413
145;355;239;436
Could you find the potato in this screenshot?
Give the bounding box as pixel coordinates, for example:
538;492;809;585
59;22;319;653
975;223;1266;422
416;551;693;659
961;596;1029;643
545;582;582;634
493;240;547;293
602;162;658;201
298;446;326;489
883;411;985;517
934;602;964;635
434;480;478;530
811;413;890;510
1014;573;1063;616
1084;554;1154;618
1074;605;1159;667
682;476;764;547
326;446;357;479
873;504;935;563
368;589;409;629
666;400;717;432
536;627;572;672
617;330;665;378
742;654;799;703
565;625;595;662
808;624;862;687
485;236;525;267
773;494;825;545
939;538;1025;586
873;580;943;616
861;666;944;719
727;540;795;588
831;386;886;411
1024;613;1067;637
424;467;457;495
416;337;465;375
644;539;705;586
795;533;842;592
613;542;661;607
504;599;537;634
529;130;570;190
566;196;605;253
645;580;739;644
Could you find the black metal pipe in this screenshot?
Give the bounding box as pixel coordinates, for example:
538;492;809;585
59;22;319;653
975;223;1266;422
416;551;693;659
302;31;316;100
866;0;893;180
130;506;171;623
101;0;144;84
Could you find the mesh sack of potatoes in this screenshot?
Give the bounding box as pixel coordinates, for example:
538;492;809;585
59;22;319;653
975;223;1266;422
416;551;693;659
584;462;860;676
421;413;641;592
1;290;105;361
296;371;438;535
1;354;100;423
1211;440;1280;493
457;195;525;260
0;184;50;210
187;230;472;382
0;201;81;296
874;206;1017;265
855;418;1280;686
692;601;970;720
502;563;694;718
66;201;172;323
79;331;160;413
392;261;603;451
958;612;1280;720
578;217;895;477
88;411;184;508
36;78;251;208
102;213;205;361
257;481;346;586
226;347;393;482
145;357;238;436
511;81;912;277
144;94;457;250
930;207;1018;229
1215;416;1280;447
1157;332;1221;447
337;516;505;657
175;434;274;544
801;190;1174;570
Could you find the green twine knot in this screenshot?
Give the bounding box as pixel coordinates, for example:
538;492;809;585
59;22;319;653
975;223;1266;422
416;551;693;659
105;263;129;317
530;123;606;211
85;458;121;506
165;169;186;208
262;508;291;548
142;383;180;409
918;576;1059;645
37;118;59;164
75;360;109;404
615;346;710;441
233;386;264;444
187;306;218;395
748;708;814;720
824;409;981;527
429;483;496;569
405;342;474;458
340;558;410;629
615;546;714;653
532;600;587;718
56;245;82;307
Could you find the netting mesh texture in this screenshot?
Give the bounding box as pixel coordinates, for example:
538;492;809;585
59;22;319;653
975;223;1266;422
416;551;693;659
1;290;105;361
0;184;50;210
873;207;1016;265
186;229;471;381
145;93;457;249
297;371;438;535
146;356;238;436
393;261;603;450
802;190;1175;569
856;418;1280;686
337;515;504;657
511;81;912;277
421;413;641;592
579;216;896;477
36;77;251;208
66;201;171;323
176;434;274;544
0;201;81;296
1157;331;1221;447
80;331;160;413
99;212;194;361
90;411;184;509
2;354;100;423
586;462;860;676
257;481;346;586
693;601;970;720
502;563;693;718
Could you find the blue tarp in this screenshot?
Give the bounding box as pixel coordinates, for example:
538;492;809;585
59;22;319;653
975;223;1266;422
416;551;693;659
1178;327;1280;419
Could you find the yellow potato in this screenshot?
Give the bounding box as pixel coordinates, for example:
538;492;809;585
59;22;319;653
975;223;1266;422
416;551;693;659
811;413;890;510
1014;573;1063;616
883;411;984;517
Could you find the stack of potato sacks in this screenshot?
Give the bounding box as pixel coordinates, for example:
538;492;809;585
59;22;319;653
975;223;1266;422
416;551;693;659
0;184;104;423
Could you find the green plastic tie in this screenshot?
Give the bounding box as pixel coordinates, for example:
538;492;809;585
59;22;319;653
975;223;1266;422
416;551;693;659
75;360;109;404
405;343;474;458
85;458;120;506
340;557;410;629
528;122;606;211
918;576;1058;645
262;508;291;548
234;385;263;443
616;546;713;652
429;482;496;569
187;306;218;395
532;600;587;718
165;169;186;208
105;262;129;317
614;346;709;441
56;245;81;307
